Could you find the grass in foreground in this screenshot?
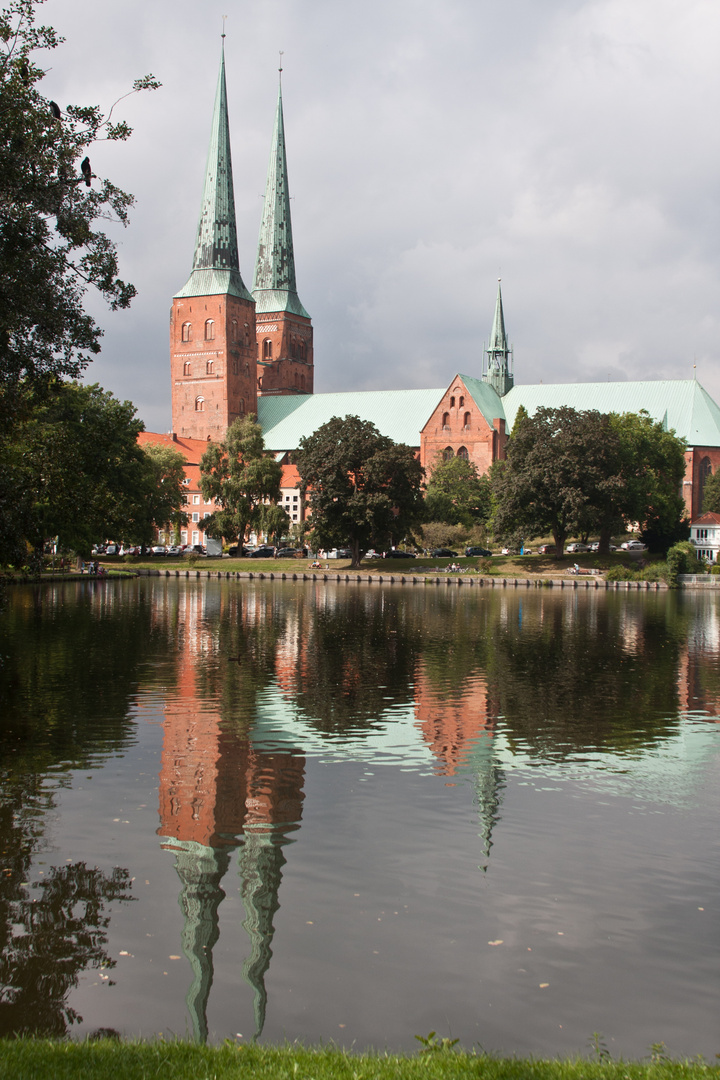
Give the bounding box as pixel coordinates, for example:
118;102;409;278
0;1041;718;1080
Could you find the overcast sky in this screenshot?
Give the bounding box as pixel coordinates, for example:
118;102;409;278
37;0;720;432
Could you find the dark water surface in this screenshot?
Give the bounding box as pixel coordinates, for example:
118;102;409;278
0;578;718;1056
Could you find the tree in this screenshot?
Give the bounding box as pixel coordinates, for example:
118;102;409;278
0;380;167;565
295;415;424;569
702;466;720;514
491;406;624;556
199;416;284;551
123;442;188;549
0;0;159;399
424;454;492;527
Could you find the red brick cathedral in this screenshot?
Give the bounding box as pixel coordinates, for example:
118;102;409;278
170;44;313;443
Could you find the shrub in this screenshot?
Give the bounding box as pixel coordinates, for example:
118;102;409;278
666;541;703;587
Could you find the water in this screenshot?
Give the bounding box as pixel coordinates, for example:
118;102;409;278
0;578;718;1057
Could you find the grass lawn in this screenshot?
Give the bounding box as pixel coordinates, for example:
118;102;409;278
0;1040;717;1080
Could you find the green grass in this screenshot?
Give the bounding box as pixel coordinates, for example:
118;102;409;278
0;1040;718;1080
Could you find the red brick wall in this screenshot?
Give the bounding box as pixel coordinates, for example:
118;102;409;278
420;378;506;477
684;447;720;519
257;311;314;396
171;294;258;440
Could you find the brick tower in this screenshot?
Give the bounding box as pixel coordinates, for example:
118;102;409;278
253;75;313;396
171;40;257;441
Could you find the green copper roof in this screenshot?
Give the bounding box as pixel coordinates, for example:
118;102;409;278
175;43;252;302
503;380;720;446
252;82;309;318
258;387;444;451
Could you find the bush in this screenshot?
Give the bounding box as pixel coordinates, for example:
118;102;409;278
666;541;703;587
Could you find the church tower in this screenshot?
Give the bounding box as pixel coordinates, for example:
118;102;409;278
253;75;313;396
481;279;514;397
170;41;257;441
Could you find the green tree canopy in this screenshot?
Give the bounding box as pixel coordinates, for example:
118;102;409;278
424;454;492;527
0;0;158;399
199;415;285;550
122;442;188;549
295;415;424;568
701;465;720;514
0;380;167;564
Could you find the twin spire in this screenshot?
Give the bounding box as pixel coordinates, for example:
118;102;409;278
176;40;306;317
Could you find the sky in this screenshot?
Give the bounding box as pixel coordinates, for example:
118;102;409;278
35;0;720;433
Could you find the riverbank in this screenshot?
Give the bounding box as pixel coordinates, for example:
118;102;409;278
1;1040;718;1080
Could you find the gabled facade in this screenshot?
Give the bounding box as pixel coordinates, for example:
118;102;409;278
420;374;506;473
253;79;313;397
689;511;720;563
170;43;257;442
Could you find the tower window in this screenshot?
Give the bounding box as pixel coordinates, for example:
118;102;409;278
301;373;305;390
457;446;469;460
245;362;250;376
244;324;250;346
181;322;192;342
195;396;204;412
206;359;214;375
232;359;238;375
263;338;273;360
183;361;191;376
231;319;238;341
443;446;454;462
205;319;215;341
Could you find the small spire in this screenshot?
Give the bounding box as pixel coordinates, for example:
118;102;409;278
482;279;514;396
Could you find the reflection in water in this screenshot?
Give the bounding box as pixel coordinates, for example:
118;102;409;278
0;581;719;1050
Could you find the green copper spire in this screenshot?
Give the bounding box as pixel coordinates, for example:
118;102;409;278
253;78;309;318
175;41;252;301
482;279;514;396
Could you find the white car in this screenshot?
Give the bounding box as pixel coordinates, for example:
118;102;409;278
589;542;618;552
620;540;646;550
566;542;589;553
364;549;381;559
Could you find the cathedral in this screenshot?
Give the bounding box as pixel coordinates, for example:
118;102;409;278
142;42;720;549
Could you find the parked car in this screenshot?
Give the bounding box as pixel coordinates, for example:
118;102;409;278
620;540;646;550
275;548;300;558
249;545;276;558
430;549;458;558
150;545;167;556
465;546;492;557
364;549;381;559
500;547;519;555
104;544;120;556
383;549;416;558
165;545;183;557
566;542;589;553
588;542;618;552
183;544;206;556
537;544;557;554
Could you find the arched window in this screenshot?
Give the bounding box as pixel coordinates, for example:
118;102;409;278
232;359;238;375
206;359;214;375
300;373;306;390
450;396;456;409
459;396;464;407
456;446;469;460
231;319;238;341
195;396;204;412
183;361;191;376
464;411;471;429
442;412;450;430
443;446;454;462
245;362;250;376
700;456;712;507
299;340;307;361
240;397;245;414
244;324;250;346
204;319;215;341
181;322;192;342
263;339;273;359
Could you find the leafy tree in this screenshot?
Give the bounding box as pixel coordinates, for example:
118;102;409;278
295;415;424;568
123;442;188;549
424;454;492;527
701;466;720;513
0;0;159;399
0;380;157;565
491;406;624;556
199;415;283;551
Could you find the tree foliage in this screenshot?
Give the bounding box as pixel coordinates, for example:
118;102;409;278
424;454;492;526
0;381;181;563
199;415;285;549
0;0;159;397
701;466;720;514
124;442;189;548
295;415;424;568
492;406;687;555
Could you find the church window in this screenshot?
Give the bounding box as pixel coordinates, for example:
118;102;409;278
263;338;273;360
464;412;471;429
181;322;192;342
206;359;214;374
231;319;238;341
301;374;306;390
245;362;250;376
205;319;215;340
699;457;712;506
244;324;250;346
240;397;245;414
459;396;464;407
450;396;455;408
300;340;307;361
443;446;454;462
195;396;204;411
456;446;469;460
183;361;191;376
442;412;450;430
232;359;238;375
